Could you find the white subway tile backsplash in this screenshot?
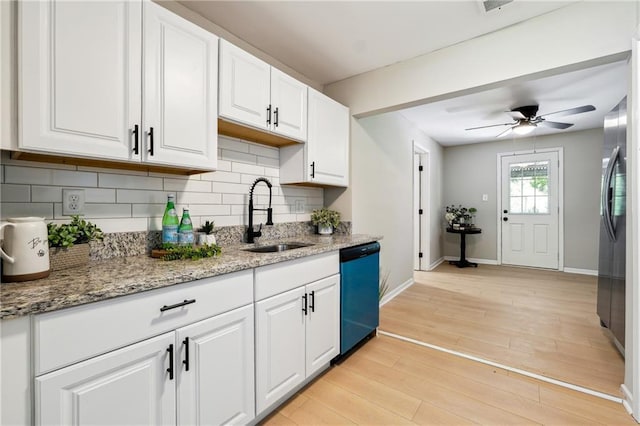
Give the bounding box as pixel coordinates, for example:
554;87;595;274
0;137;324;234
248;143;279;159
220;149;256;164
164;178;212;193
99;173;163;190
1;203;53;219
1;184;31;202
117;189;173;204
178;192;222;204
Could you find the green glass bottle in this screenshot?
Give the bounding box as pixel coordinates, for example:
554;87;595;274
178;208;194;246
162;194;179;245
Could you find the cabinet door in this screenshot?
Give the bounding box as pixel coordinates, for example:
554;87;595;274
35;333;175;426
305;275;340;376
270;68;307;141
219;40;270;131
176;305;255;425
255;287;306;414
307;88;349;186
20;1;140;161
143;2;218;170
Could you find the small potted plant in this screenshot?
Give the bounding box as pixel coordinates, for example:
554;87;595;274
197;220;216;245
48;215;104;271
311;208;341;235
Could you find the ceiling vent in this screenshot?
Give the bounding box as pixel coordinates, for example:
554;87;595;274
479;0;514;13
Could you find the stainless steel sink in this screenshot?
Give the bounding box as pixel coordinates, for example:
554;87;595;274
244;242;313;253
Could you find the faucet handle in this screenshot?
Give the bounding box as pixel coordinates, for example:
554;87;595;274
255;223;263;238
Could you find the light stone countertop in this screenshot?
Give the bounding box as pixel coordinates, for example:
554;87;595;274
0;234;381;320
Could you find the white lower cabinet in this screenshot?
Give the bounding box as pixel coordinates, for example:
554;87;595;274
36;332;176;426
176;305;255;425
255;274;340;414
36;304;255;426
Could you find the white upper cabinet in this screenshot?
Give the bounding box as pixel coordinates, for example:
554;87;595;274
280;88;349;187
219;40;307;142
19;1;218;171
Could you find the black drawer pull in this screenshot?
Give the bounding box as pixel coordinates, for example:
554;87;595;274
309;290;315;313
182;337;190;371
160;299;196;312
302;294;308;315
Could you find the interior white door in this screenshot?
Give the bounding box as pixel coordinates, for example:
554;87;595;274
501;151;559;269
35;333;175;426
255;287;306;414
20;0;140;160
305;275;340;376
176;305;255;426
143;2;218;169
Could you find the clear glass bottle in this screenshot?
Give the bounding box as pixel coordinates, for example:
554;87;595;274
162;194;179;245
178;208;194;246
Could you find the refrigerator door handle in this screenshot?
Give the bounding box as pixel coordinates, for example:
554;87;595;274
602;145;619;241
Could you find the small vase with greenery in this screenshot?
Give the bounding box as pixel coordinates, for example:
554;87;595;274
48;215;104;271
311;208;341;235
197;220;216;245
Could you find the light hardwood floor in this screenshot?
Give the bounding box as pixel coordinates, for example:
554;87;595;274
381;264;625;396
263;264;633;425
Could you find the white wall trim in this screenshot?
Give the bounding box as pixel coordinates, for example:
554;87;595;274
443;256;498;266
563;267;598;276
622;384;634;416
496;147;565;271
379;277;414;307
427;257;445;271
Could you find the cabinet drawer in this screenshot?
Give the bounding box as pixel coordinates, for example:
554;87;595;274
254;252;339;301
34;269;253;375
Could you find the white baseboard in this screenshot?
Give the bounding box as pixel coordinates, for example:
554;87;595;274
443;256;498;265
563;267;598;276
379;277;414;307
621;384;635;418
427;257;444;270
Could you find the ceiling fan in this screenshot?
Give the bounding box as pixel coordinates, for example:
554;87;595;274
465;104;596;138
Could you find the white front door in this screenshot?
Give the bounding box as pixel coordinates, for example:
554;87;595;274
500;151;560;269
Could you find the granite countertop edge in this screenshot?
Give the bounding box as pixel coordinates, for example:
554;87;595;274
0;234;382;320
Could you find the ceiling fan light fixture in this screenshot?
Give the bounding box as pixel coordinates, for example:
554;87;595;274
512;122;537;135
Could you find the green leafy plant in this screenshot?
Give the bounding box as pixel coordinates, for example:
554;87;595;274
444;205;477;225
160;243;221;261
48;215;104;248
199;220;215;235
311;208;341;228
379;269;391;302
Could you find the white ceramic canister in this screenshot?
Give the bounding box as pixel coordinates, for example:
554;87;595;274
0;217;50;282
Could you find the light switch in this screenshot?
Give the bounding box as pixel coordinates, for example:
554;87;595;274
482;194;488;202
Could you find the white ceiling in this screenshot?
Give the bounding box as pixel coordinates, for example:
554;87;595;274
178;0;628;146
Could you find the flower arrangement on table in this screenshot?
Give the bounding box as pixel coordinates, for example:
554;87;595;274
445;205;477;229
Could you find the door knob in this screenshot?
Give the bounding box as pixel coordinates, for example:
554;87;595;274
503;217;508;222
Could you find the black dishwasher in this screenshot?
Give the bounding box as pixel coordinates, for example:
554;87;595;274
338;242;380;356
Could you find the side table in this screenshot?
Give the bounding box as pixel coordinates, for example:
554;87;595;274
447;227;482;268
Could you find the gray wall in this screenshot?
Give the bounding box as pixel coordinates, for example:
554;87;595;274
442;128;603;270
328;111;443;296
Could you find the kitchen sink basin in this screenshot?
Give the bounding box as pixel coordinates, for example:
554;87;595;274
244;242;313;253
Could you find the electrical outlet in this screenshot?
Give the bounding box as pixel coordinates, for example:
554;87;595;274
63;189;85;215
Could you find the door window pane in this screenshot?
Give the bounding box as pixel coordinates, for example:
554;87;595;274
508;161;549;215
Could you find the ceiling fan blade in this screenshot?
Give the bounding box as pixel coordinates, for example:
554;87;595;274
540;121;573;130
465;122;515;131
496;127;513;138
540;105;595;118
506;111;527;120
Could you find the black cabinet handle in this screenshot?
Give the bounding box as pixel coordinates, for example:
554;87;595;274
274;107;279;127
160;299;196;312
132;124;139;154
182;337;190;372
310;161;315;179
148;127;154;156
266;105;272;125
309;291;315;313
167;344;174;380
302;293;308;315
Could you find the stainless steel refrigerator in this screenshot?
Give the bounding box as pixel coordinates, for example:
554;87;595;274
597;97;627;354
